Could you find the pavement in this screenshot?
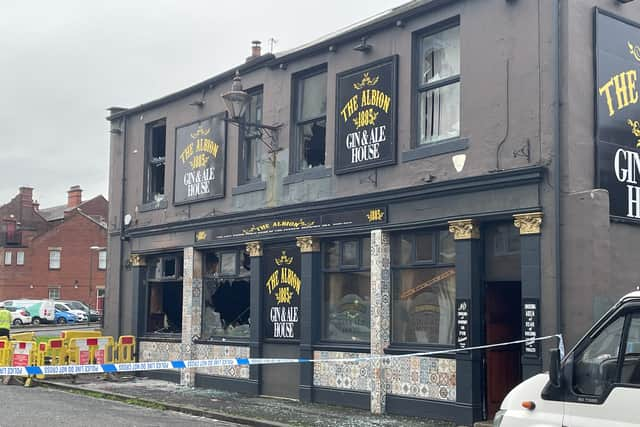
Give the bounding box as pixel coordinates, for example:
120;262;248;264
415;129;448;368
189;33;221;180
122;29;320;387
32;374;459;427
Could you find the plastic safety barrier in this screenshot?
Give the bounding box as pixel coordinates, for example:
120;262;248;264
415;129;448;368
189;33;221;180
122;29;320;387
69;336;114;365
10;332;35;342
116;336;136;363
0;339;10;366
35;339;67;379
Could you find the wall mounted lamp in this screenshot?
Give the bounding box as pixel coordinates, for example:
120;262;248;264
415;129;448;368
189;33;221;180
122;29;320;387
221;71;283;164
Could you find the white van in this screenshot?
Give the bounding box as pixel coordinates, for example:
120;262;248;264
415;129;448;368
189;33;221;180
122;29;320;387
494;291;640;427
1;299;56;324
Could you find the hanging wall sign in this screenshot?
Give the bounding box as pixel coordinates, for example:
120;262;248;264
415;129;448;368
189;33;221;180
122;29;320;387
595;10;640;223
263;247;301;340
335;56;397;174
174;114;226;204
523;298;540;357
456;298;470;350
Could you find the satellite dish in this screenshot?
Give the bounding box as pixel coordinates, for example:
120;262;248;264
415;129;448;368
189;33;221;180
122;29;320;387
124;214;132;226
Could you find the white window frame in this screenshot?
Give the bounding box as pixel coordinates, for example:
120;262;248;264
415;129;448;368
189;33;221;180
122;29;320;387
49;249;61;269
48;287;60;300
16;251;24;266
98;250;107;270
4;251;11;265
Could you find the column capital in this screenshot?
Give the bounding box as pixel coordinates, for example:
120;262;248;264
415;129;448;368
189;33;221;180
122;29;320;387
296;236;320;253
129;254;145;267
448;219;480;240
246;241;263;257
513;212;543;235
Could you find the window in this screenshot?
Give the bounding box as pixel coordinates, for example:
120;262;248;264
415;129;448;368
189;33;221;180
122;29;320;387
293;68;327;171
49;249;61;269
322;237;371;342
16;251;24;266
391;230;456;345
573;316;625;396
621;314;640;385
416;24;460;145
201;249;251;339
3;251;11;265
98;250;107;270
144;119;166;203
48;287;60;300
146;254;183;334
240;88;264;183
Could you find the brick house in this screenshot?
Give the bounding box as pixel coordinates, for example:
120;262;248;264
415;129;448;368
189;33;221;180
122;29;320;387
0;186;108;310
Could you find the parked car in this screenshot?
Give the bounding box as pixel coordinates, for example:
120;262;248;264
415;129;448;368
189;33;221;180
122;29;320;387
54;302;88;322
54;308;77;324
6;306;32;326
1;299;56;324
58;300;101;322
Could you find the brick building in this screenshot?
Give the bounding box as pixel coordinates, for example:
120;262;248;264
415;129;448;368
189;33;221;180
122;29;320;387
0;186;108;310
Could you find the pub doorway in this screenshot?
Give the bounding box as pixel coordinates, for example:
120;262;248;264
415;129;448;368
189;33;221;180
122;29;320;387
260;244;301;399
483;222;522;419
484;282;521;419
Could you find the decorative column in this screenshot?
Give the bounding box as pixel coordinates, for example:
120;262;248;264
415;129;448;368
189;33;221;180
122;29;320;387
128;254;146;339
448;219;483;425
370;229;390;415
181;247;203;387
296;235;321;402
513;212;543;380
247;241;264;394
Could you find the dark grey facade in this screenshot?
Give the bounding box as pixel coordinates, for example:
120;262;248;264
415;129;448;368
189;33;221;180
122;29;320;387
105;0;640;424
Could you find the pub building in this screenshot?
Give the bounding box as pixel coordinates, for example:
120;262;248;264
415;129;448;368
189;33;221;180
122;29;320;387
105;0;640;424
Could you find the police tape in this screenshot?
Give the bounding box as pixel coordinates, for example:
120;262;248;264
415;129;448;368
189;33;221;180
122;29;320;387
0;334;564;377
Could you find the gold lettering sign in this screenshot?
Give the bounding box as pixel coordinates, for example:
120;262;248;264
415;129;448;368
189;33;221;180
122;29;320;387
366;208;384;222
265;251;301;298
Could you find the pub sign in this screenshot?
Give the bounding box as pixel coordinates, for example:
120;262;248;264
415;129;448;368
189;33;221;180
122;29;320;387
264;247;301;340
174;114;226;204
335;56;398;174
595;10;640;222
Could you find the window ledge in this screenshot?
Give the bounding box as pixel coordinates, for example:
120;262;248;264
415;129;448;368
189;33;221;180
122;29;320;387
193;338;250;346
138;335;182;343
232;180;266;195
313;342;371;353
402;137;469;162
283;167;333;185
385;344;455;357
139;199;168;212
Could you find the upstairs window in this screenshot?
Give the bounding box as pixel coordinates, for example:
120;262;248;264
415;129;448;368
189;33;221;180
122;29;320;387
415;23;460;145
144;119;166;203
98;250;107;270
240;88;264;184
49;249;61;269
293;68;327;171
4;251;11;265
16;251;24;266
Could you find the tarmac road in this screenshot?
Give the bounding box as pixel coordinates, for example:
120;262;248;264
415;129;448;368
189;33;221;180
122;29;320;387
0;382;244;427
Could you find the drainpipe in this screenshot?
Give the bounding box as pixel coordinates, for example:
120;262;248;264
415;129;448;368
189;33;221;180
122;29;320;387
553;0;563;338
117;115;128;336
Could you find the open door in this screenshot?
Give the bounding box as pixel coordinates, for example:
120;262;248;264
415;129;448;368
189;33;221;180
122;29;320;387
485;282;521;419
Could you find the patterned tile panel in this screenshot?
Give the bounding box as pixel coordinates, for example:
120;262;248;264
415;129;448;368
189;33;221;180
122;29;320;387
193;344;250;378
384;356;456;401
139;341;181;362
313;351;371;392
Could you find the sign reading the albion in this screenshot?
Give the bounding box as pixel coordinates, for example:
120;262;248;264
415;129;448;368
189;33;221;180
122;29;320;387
595;10;640;222
264;248;301;340
174;114;226;204
335;56;397;174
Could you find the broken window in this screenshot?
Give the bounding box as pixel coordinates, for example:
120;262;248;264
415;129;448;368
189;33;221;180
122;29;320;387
201;248;251;339
144;119;166;203
146;254;183;334
293;68;327;171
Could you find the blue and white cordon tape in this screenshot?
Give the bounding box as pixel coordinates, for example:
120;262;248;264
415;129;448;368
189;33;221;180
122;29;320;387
0;334;564;377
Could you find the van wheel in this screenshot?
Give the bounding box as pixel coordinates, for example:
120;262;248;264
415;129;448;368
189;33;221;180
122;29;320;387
32;317;41;325
57;317;67;324
12;319;22;326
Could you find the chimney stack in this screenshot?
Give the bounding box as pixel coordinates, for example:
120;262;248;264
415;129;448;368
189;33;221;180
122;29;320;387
19;187;33;208
247;40;262;62
67;185;82;208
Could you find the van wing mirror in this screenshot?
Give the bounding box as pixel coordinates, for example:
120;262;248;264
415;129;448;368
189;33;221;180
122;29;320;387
549;348;561;387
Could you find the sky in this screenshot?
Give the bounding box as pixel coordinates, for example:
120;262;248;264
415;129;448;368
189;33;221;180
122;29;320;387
0;0;408;208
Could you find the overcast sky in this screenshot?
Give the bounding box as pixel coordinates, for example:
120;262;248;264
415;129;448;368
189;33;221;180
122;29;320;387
0;0;408;208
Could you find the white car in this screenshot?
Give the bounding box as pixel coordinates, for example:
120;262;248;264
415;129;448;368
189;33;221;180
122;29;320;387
6;306;32;326
54;302;88;322
495;291;640;427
